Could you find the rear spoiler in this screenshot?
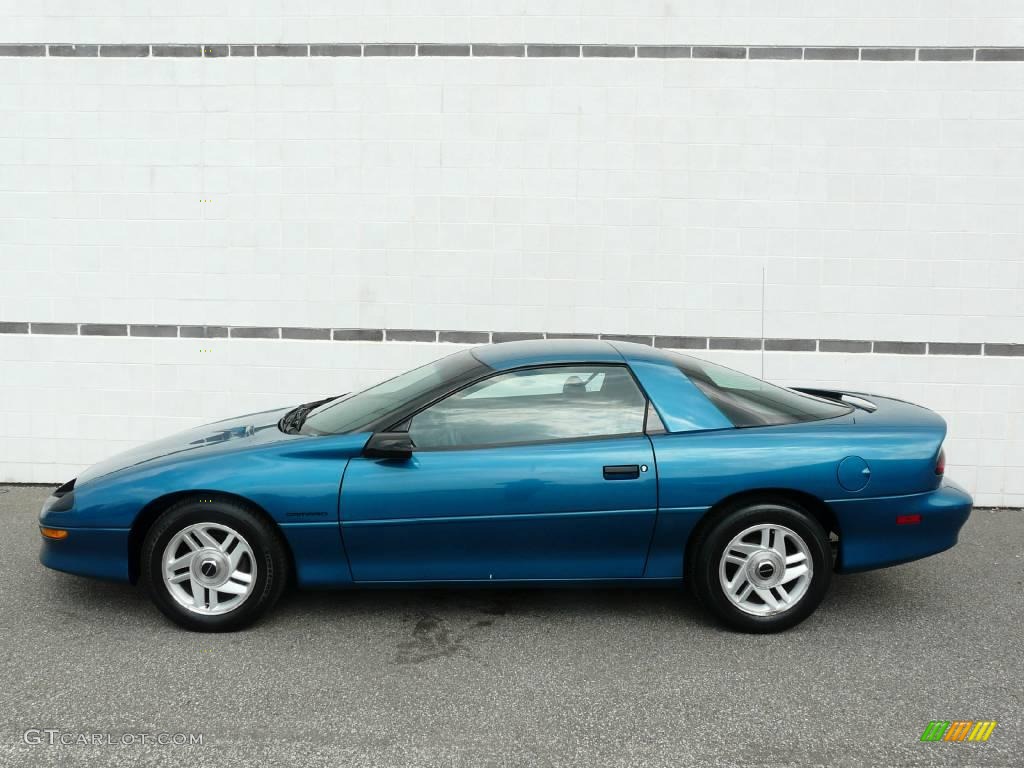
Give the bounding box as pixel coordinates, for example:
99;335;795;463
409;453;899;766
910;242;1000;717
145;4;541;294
793;388;878;413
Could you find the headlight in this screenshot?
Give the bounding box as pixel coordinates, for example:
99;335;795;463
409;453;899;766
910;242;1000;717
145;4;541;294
49;479;76;512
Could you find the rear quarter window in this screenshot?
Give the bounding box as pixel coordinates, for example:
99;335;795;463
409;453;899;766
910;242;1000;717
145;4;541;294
672;355;852;427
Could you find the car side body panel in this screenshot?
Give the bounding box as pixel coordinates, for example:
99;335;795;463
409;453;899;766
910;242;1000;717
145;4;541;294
339;436;658;582
40;429;373;587
38;339;973;590
644;413;966;577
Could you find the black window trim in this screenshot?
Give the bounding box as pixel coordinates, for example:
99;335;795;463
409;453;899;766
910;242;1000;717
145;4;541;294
383;361;658;452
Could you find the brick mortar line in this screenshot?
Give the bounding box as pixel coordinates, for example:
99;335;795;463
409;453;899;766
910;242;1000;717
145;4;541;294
1;323;1021;357
0;44;1020;60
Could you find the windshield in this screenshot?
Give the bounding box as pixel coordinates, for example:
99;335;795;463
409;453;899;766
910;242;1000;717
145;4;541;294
300;350;487;435
672;354;852;427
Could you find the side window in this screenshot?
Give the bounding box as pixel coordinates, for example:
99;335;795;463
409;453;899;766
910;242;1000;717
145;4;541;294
645;401;666;434
462;370;606;399
408;366;646;449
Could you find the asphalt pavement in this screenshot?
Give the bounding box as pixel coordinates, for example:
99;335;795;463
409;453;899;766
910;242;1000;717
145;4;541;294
0;484;1020;767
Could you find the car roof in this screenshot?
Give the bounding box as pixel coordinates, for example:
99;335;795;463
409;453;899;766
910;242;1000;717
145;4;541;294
472;338;676;371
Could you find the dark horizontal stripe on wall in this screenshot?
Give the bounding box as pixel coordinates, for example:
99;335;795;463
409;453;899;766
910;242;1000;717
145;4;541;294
152;44;202;58
80;323;127;336
472;44;525;57
282;327;330;340
749;47;803;60
693;46;747;59
0;44;45;56
654;335;707;350
861;47;915;61
333;328;383;342
229;326;280;339
492;331;544;343
364;44;416;57
48;44;98;57
29;322;78;335
310;44;361;57
386;329;437;342
873;341;927;355
984;343;1024;356
419;44;470;57
819;339;872;354
439;331;490;344
637;45;691;59
130;324;178;338
4;44;1024;62
765;338;817;352
547;332;601;340
803;47;861;60
600;333;654;345
976;48;1024;61
710;337;763;351
180;325;228;338
919;47;974;61
929;342;982;356
527;44;581;58
583;45;635;58
257;44;308;57
5;322;1021;357
99;44;149;57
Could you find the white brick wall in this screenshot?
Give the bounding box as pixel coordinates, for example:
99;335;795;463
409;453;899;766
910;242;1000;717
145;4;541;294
3;1;1024;47
1;335;1021;505
1;3;1022;504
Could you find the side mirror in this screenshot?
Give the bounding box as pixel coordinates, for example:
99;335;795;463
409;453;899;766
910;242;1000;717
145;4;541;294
363;432;415;460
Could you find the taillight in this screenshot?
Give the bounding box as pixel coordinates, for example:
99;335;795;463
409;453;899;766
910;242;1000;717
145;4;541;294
935;447;945;476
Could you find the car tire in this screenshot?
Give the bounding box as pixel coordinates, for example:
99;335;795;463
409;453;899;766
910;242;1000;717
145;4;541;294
140;497;289;632
689;500;831;633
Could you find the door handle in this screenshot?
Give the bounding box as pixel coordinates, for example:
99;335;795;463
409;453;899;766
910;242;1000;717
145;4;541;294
603;464;640;480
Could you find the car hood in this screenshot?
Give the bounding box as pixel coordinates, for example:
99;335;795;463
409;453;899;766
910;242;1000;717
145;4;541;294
76;405;298;486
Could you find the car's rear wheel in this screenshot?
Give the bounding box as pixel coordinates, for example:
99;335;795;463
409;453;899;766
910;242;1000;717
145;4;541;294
140;498;289;632
690;500;831;633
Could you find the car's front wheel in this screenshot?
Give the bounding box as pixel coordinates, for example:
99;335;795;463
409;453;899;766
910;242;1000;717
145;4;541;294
690;500;832;633
140;498;289;632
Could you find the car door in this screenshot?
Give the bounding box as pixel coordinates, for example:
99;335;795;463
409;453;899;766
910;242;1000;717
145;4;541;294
338;364;659;582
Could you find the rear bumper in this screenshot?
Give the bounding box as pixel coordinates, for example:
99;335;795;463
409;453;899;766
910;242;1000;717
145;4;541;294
831;479;973;574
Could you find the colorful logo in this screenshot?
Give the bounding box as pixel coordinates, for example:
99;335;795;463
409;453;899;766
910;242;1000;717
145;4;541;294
920;721;997;742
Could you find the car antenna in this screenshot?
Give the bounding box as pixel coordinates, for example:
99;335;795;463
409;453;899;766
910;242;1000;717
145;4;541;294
760;264;766;379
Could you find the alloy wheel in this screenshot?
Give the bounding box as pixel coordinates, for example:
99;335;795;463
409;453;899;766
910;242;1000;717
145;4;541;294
162;523;257;616
717;523;813;616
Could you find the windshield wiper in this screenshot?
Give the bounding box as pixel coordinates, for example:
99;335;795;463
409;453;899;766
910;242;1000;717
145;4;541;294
278;396;339;434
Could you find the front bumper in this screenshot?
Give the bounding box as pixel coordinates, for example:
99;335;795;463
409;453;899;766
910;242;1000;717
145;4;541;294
39;490;131;582
39;526;131;582
832;478;973;573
